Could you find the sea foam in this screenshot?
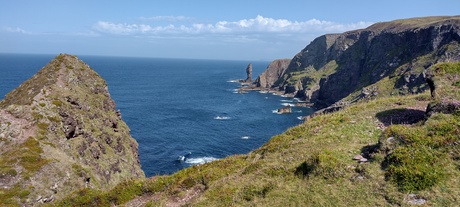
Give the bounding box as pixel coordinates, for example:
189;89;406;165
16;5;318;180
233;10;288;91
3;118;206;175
185;157;218;165
214;116;231;120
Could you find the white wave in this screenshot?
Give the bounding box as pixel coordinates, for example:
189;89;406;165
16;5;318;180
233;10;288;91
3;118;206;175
241;136;250;139
227;80;240;83
227;88;239;94
272;109;282;114
177;152;192;161
281;103;295;107
258;91;268;94
185;157;218;165
297;116;304;120
214;116;231;120
295;110;302;113
281;99;293;102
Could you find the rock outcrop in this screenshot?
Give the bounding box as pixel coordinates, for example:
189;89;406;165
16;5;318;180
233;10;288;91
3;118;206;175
257;16;460;109
245;64;253;83
424;62;460;117
255;59;291;88
277;105;292;114
0;54;144;206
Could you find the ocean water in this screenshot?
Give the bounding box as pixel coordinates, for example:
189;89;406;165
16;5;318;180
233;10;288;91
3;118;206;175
0;54;314;176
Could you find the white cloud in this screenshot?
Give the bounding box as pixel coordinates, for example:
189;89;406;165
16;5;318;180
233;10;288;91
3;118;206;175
4;27;29;34
93;15;373;36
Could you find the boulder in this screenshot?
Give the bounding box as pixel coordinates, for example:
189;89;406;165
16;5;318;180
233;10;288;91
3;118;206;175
277;105;292;114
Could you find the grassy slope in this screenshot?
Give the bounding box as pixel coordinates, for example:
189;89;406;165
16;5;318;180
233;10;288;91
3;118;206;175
54;63;460;206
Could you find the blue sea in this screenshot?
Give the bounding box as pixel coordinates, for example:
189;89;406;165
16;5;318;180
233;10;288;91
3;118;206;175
0;54;314;176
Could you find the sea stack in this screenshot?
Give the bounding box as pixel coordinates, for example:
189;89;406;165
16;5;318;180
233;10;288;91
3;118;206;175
245;63;253;83
0;54;145;206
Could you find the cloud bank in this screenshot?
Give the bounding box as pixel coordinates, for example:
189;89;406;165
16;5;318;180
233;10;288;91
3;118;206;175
93;15;372;36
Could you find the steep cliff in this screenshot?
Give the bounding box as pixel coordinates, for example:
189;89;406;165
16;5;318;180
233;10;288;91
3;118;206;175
263;16;460;108
254;58;291;88
0;54;144;206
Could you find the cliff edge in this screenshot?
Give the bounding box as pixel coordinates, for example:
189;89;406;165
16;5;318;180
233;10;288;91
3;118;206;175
0;54;144;206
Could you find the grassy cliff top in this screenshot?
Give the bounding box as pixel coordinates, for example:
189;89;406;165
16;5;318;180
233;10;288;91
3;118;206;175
367;15;460;33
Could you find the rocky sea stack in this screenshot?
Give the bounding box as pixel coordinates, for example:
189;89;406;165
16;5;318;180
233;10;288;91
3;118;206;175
0;54;144;206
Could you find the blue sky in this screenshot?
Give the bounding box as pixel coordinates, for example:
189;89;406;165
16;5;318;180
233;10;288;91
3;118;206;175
1;0;458;60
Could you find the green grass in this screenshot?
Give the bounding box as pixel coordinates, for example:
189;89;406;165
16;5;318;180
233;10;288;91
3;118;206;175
0;137;49;206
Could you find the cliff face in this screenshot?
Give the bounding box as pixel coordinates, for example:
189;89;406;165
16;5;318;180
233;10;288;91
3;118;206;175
0;54;144;206
261;16;460;108
254;59;291;88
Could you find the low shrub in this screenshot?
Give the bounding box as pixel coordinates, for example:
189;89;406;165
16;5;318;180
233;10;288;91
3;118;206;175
295;150;345;180
386;145;447;191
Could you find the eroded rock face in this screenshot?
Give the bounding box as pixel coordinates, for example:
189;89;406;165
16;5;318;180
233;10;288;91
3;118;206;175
255;59;291;88
0;54;145;206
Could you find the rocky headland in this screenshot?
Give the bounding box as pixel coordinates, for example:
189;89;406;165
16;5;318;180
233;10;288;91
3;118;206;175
251;16;460;109
0;54;144;206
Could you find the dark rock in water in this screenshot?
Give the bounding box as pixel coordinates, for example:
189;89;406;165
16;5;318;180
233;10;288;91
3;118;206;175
0;54;145;206
177;152;192;162
277;105;292;114
245;63;253;83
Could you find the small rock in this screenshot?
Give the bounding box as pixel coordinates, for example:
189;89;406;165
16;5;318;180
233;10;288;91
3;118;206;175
50;183;58;194
406;194;426;205
346;165;356;170
353;154;368;162
353;154;364;160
